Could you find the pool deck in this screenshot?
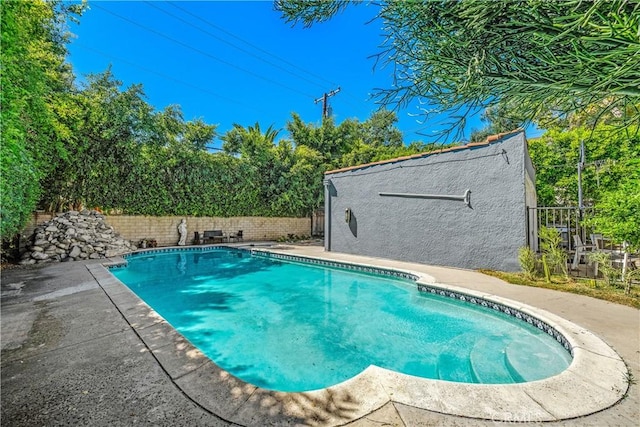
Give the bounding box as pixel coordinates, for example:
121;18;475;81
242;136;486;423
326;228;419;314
1;243;638;426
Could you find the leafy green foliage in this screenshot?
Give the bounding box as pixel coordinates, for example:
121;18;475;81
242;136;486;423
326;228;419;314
623;268;640;296
480;269;640;309
360;110;404;148
524;116;639;284
539;226;568;282
275;0;352;27
219;111;421;218
8;54;425;225
586;249;636;296
518;246;538;280
528;124;640;206
40;70;149;211
584;162;640;251
1;0;84;237
277;0;640;138
470;102;527;142
0;139;40;238
587;251;620;287
34;71;423;219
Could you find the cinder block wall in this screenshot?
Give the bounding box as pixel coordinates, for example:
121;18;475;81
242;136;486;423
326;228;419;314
26;214;310;247
105;216;311;246
22;211;54;239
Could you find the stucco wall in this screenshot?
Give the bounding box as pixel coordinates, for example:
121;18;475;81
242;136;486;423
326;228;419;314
25;214;310;247
325;131;531;272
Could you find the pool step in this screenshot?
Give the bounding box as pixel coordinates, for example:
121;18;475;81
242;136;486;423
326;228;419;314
505;338;570;382
468;335;517;384
437;333;476;383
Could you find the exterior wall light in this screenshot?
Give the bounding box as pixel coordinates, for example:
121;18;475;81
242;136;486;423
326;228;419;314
345;208;352;223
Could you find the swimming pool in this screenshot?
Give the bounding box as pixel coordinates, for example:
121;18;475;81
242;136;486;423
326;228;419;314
111;247;571;392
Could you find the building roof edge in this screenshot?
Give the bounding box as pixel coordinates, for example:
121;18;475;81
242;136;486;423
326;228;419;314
325;128;525;175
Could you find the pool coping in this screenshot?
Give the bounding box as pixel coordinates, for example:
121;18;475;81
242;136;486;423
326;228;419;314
89;246;629;425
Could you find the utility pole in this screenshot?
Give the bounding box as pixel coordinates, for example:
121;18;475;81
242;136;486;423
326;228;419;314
577;140;586;243
314;87;340;120
578;140;585;211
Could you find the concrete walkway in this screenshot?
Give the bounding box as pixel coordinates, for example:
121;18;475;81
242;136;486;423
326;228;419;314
2;245;638;426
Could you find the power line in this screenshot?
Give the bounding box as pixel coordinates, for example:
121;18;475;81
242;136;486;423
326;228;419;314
315;87;341;119
80;3;421;141
72;43;269;115
91;3;316;99
167;1;339;89
163;1;376;117
144;1;330;91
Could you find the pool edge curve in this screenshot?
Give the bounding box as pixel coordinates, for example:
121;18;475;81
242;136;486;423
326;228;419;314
92;248;629;424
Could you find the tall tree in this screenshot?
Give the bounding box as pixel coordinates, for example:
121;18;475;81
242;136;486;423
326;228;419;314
286;113;355;163
585;164;640;251
528;124;640;207
152;105;217;150
470;102;526;142
41;70;153;211
584;156;639;290
1;0;84;238
277;0;640;138
361;109;404;147
222;122;279;157
42;70;218;214
221;123;291;212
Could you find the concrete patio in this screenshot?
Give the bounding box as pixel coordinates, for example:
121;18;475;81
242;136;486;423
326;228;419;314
2;244;638;426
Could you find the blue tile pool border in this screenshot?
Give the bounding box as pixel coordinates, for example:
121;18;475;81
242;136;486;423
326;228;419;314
415;283;573;355
107;245;244;269
253;250;573;356
109;246;573;356
252;250;420;282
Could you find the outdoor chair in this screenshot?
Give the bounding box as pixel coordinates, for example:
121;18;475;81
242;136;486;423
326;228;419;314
587;234;637;278
609;241;639;273
590;233;605;250
571;234;594;270
202;230;226;244
229;230;243;242
193;231;202;245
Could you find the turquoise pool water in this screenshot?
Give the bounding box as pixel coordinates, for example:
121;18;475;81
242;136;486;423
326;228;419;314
111;248;572;392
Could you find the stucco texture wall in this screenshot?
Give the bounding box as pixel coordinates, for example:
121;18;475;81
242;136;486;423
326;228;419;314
325;131;532;272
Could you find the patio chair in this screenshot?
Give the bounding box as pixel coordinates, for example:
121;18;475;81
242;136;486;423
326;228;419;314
571;234;594;270
590;233;605;250
193;231;202;245
202;230;226;244
228;230;243;242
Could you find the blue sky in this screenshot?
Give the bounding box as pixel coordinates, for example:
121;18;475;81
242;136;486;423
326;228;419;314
67;1;502;149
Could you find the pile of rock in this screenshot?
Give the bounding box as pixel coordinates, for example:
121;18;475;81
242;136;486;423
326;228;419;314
20;210;135;265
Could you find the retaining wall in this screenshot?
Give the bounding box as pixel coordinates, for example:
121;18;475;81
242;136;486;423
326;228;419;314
25;213;311;247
